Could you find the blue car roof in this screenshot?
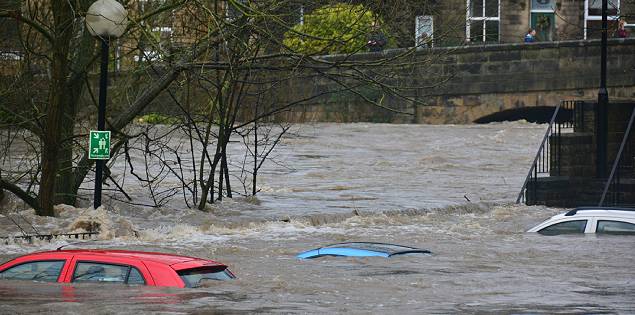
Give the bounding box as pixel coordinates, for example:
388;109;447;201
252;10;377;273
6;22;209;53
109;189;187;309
297;242;431;259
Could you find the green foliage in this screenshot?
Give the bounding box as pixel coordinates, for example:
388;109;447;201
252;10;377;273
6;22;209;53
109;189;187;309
136;113;180;125
283;4;385;55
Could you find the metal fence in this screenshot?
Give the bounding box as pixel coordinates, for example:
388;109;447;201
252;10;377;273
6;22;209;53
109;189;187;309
516;100;580;204
599;106;635;207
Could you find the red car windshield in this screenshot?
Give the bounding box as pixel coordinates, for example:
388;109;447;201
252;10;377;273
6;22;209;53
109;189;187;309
177;266;234;288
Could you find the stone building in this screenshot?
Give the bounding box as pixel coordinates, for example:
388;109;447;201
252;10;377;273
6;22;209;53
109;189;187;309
283;0;633;47
2;0;628;62
341;0;635;47
1;0;633;65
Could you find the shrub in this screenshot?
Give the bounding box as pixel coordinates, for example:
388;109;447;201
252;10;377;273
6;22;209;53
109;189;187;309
283;4;389;55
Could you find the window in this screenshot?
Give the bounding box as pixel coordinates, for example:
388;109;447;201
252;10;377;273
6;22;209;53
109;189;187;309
178;266;234;288
584;0;621;39
0;260;65;282
466;0;499;42
415;16;434;48
73;262;145;285
226;0;247;21
596;220;635;235
538;220;587;235
0;51;22;61
127;267;146;285
137;0;173;63
531;0;556;41
587;0;619;16
133;50;162;62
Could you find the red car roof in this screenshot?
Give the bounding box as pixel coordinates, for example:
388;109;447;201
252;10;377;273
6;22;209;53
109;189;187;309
26;249;225;267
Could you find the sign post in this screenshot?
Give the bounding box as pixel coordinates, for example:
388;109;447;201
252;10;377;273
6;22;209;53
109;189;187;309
90;130;110;209
89;130;111;160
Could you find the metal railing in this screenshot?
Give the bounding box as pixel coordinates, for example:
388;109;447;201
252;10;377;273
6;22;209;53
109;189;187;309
516;100;580;204
0;232;99;245
599;106;635;207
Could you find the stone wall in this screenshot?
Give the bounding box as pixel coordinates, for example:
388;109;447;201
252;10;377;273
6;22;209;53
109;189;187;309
500;0;530;43
556;0;585;40
551;133;594;177
270;38;635;124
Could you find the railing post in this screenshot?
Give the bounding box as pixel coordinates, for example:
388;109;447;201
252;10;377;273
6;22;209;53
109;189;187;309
558;122;562;175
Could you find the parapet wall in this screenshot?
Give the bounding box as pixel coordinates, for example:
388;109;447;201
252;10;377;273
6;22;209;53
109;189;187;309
271;38;635;124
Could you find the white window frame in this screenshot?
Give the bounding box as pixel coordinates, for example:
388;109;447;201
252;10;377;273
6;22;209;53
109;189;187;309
0;51;23;61
114;40;121;71
151;26;173;33
299;5;304;25
466;0;501;42
133;50;162;62
584;0;621;39
415;15;434;48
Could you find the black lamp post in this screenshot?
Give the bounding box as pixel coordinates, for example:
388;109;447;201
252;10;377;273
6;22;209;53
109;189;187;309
597;0;609;178
85;0;127;209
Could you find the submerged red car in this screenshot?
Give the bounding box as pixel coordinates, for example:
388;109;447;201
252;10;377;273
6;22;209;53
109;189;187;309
0;249;234;288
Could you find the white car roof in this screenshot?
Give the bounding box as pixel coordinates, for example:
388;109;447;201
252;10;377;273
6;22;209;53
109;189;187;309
528;207;635;233
556;208;635;219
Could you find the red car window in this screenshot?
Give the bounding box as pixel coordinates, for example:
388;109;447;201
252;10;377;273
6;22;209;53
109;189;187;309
72;261;146;285
0;260;65;282
63;254;155;285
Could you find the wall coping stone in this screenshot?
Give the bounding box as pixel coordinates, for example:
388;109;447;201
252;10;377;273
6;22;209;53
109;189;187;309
318;38;635;62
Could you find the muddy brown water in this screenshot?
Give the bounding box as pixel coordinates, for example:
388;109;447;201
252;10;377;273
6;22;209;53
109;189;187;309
1;123;634;314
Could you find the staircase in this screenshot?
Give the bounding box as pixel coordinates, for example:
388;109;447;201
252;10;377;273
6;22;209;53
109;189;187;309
518;100;635;207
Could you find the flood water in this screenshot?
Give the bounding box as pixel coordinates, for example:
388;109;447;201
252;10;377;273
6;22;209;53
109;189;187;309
1;123;634;314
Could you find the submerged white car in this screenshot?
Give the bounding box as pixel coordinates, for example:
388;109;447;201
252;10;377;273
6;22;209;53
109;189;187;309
528;207;635;235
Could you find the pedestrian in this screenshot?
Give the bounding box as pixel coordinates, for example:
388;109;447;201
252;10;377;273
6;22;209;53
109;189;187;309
616;19;628;38
524;28;536;43
367;23;387;52
418;32;431;48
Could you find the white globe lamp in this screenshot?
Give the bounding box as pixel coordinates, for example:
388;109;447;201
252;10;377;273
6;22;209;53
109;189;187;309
85;0;128;38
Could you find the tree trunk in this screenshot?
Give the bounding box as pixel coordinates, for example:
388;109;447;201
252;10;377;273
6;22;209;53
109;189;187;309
222;148;232;198
38;0;73;216
55;20;96;206
217;155;224;201
198;154;221;210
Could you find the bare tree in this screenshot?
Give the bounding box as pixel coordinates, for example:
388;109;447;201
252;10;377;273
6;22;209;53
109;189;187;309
0;0;464;215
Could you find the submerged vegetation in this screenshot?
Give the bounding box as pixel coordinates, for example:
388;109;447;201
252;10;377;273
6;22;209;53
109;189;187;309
0;0;457;216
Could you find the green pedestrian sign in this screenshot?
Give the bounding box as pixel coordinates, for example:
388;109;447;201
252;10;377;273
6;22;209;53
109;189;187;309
89;130;111;160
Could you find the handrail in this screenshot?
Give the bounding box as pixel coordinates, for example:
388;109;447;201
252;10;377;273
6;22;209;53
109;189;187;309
598;106;635;206
516;105;561;204
0;232;99;244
